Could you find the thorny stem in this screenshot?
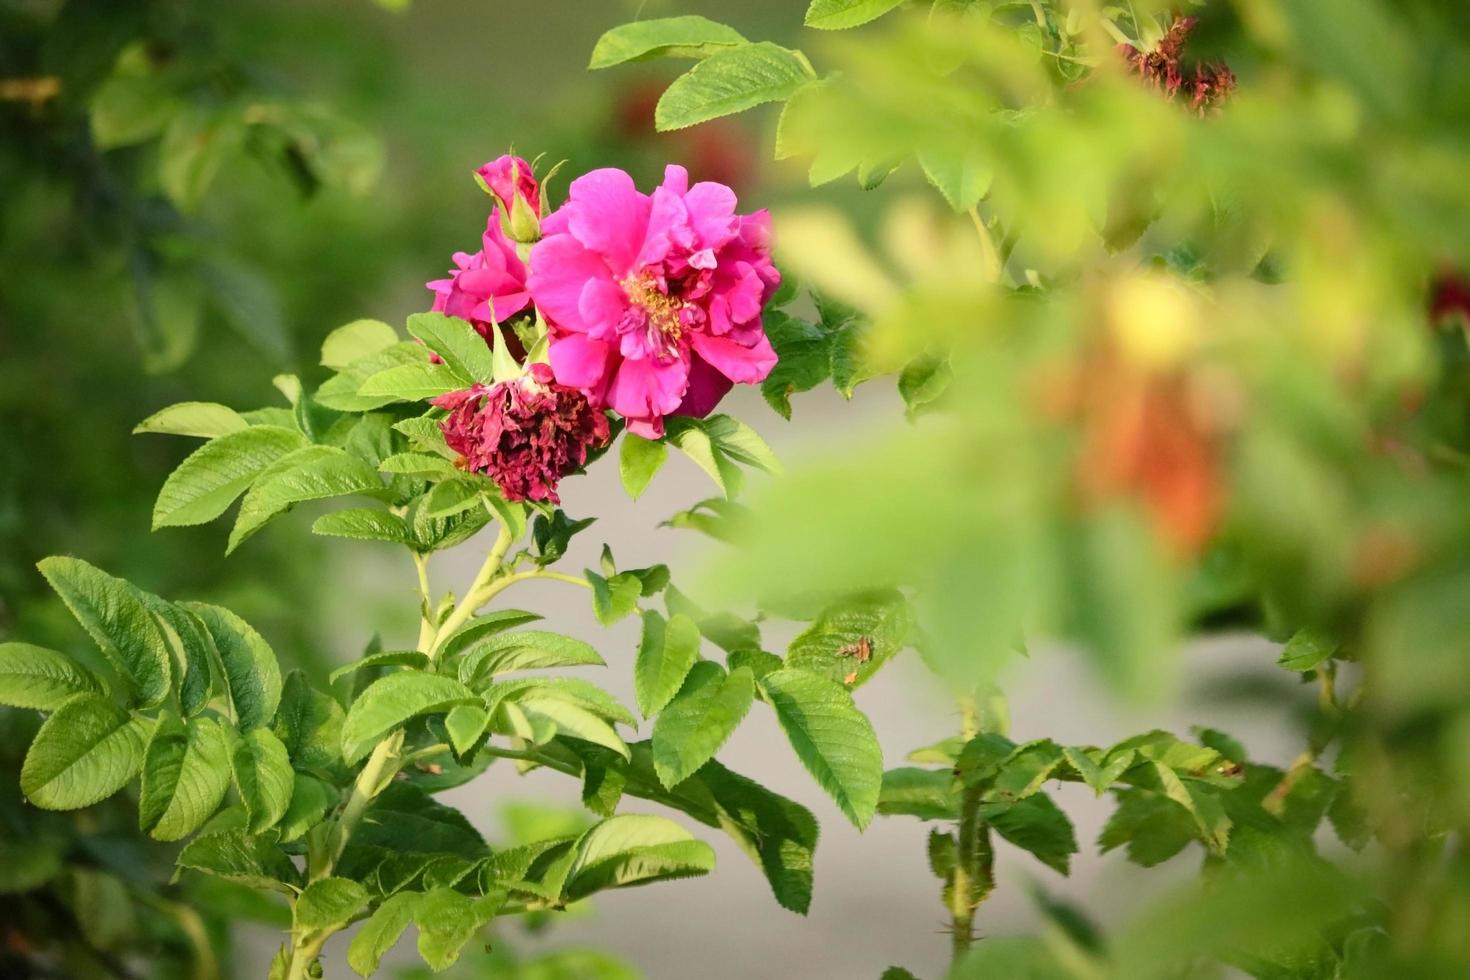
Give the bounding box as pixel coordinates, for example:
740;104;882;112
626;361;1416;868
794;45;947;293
949;693;993;962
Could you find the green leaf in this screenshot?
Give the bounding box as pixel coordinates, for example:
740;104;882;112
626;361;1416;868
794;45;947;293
296;877;370;934
139;713;233;841
917;144;994;213
898;351;952;419
511;697;630;760
407;312;494;384
272;670;345;771
760;311;834;418
445;704;490;758
20;695;153;810
1278;627;1338;672
878;767;960;820
134;401;249;438
619;433;669;500
532;511;595;565
1063;745;1130;796
652;662;754;788
138;594;216;718
232;728;294;834
159;107;243;210
456;630;604;684
0;642;102;710
176;830;301;894
278;773;335;843
664;414;780;498
358;361;465;403
587;569;642;626
760;668;883;828
634;611;700;718
785;589;912;688
36;556;172;707
1098;788;1198;867
315;342;426;412
804;0;906;29
152;425;308;528
341;673;479;765
414;888;499;972
438;610;545;657
589;15;748;68
980;794;1077;874
229;446;389;552
186;603;282;731
91;51;179;148
1153;762;1232;856
379;451;458;477
488;677;636;728
987;741;1068;801
655;42;815;132
321;319;398;370
328;651;431;685
312;507;412;545
564;814;716;900
348;891;421;977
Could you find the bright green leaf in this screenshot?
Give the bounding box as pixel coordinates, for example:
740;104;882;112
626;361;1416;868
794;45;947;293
760;668;882;829
652;662;754;788
152;425;308;529
0;642;102;710
655;42;815;132
589;15;748;68
133;401;249;438
20;695;153;810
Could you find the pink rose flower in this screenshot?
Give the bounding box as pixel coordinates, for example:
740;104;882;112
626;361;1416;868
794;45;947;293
425;213;532;347
432;364;611;504
526;164;780;438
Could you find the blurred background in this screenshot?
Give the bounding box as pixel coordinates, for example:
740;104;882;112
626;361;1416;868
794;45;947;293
0;0;1380;977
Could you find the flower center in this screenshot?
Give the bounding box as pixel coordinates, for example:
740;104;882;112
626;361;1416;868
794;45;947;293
621;271;686;349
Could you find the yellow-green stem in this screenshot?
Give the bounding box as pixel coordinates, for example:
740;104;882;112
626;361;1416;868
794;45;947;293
428;522;516;659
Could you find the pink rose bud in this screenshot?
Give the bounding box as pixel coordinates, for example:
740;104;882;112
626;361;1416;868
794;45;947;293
475;155;541;244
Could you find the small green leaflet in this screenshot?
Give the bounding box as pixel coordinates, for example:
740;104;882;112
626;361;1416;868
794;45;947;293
563;814;716;901
878;767;960;820
37;556;172;707
139;712;233;842
133;401;249;438
589;15;748;69
185;602;282;731
587;569;642;625
979;794;1077;874
655;42;816;132
0;642;102;710
760;668;883;829
341;672;480;764
804;0;907;30
1278;627;1338;672
20;695;154;810
347;891;420;976
785;589;912;688
272;670;346;771
357;361;464;403
295;877;370;935
231;727;294;834
312;508;412;545
455;631;604;685
652;662;755;788
445;704;490;758
663;414;780;499
151;425;308;529
619;432;668;499
327;650;431;685
175;830;302;894
406;312;493;384
228;445;389;552
634;611;700;718
320;318;398;370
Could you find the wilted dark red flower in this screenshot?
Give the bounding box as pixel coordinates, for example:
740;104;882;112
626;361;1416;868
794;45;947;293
432;364;611;503
1119;17;1235;115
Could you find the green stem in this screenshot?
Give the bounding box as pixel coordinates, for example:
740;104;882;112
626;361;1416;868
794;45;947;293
428;522;516;659
966;208;1005;285
950;783;988;959
284;932;328;980
326;730;404;872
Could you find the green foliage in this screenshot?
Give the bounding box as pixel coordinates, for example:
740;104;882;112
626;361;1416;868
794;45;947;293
651;662;755;788
760;668;883;829
634;611;700;718
804;0;907;31
20;695;154;810
588;15;748;68
655;42;815;132
139;712;233;841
